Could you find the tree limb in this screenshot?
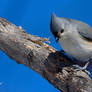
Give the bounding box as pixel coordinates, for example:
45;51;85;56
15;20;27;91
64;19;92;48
0;18;92;92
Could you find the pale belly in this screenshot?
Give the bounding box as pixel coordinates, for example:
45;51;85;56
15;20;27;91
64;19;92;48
59;38;92;61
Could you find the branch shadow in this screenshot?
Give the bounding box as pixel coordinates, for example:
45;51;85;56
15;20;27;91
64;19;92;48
44;51;75;74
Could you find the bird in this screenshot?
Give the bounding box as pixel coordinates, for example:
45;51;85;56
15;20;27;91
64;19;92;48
50;13;92;74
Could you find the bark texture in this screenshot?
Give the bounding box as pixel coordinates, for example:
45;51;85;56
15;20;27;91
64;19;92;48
0;18;92;92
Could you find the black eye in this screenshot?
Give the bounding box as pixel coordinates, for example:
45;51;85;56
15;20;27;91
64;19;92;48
60;29;64;33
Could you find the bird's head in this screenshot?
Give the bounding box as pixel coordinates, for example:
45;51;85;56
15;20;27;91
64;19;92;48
50;13;70;42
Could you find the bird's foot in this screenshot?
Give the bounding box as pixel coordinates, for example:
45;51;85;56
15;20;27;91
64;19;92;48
73;62;90;75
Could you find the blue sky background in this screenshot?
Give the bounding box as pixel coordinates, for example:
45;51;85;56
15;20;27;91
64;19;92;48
0;0;92;92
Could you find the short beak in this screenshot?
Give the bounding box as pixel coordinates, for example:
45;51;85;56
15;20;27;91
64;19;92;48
56;37;59;42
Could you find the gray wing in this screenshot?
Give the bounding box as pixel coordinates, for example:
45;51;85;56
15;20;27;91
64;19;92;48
71;19;92;41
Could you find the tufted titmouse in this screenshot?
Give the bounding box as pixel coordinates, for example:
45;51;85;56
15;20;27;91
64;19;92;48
50;13;92;73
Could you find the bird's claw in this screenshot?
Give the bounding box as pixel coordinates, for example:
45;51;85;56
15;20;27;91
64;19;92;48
73;62;90;75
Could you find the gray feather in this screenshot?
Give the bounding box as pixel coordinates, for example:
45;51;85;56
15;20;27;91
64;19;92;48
71;19;92;41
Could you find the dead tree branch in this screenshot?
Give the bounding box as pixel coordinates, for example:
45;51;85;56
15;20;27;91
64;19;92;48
0;18;92;92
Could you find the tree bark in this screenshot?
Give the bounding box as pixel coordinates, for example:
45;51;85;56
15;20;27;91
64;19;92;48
0;18;92;92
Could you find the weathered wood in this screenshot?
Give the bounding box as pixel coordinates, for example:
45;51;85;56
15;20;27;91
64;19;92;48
0;18;92;92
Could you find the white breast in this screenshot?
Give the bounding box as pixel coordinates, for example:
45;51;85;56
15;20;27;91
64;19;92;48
59;32;92;61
